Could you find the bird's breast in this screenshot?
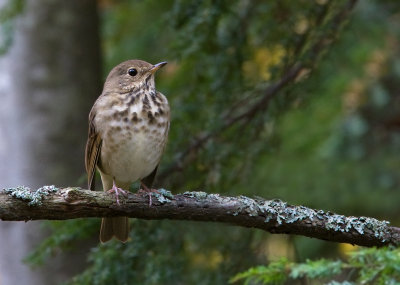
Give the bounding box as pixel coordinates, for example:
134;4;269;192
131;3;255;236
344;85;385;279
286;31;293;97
95;93;169;183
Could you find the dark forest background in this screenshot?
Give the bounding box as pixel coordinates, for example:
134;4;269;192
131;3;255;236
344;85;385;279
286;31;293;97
0;0;400;284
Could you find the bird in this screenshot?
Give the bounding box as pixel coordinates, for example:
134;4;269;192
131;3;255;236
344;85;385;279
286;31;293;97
85;59;170;243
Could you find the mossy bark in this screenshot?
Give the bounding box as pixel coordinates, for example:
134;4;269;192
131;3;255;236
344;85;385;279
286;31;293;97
1;187;399;248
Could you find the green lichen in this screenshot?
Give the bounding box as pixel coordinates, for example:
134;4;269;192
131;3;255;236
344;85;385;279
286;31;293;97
324;214;389;241
158;189;174;199
233;196;390;242
68;187;82;191
208;193;222;200
234;196;261;216
4;185;59;206
154;189;174;204
183;191;208;199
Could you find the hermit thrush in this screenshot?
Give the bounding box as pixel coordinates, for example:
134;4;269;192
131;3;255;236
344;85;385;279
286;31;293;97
85;59;170;243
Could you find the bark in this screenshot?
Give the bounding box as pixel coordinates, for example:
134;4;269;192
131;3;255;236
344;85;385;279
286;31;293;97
0;1;101;284
1;187;399;248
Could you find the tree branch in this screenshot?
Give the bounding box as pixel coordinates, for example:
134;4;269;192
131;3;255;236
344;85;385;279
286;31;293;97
1;186;399;247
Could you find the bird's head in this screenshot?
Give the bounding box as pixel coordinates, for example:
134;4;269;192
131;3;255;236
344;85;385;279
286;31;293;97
104;59;167;93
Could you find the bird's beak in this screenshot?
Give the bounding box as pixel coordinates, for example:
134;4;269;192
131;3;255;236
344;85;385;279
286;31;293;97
149;61;168;74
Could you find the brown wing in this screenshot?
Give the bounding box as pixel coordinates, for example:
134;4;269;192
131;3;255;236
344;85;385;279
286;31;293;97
85;109;102;191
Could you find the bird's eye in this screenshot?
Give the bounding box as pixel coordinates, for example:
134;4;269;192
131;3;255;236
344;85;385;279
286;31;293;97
128;68;138;76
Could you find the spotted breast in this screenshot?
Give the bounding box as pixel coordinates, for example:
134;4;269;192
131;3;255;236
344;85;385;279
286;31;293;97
95;88;169;183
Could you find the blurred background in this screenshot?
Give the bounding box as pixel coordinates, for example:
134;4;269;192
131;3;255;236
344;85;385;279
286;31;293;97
0;0;399;284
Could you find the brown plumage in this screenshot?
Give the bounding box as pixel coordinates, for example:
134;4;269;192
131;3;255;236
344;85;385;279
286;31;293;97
85;60;170;243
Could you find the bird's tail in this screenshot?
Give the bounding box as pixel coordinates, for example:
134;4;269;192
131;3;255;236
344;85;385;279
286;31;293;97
100;217;129;243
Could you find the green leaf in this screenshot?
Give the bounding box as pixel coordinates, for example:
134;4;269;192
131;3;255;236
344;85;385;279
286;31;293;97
230;259;289;285
290;259;343;279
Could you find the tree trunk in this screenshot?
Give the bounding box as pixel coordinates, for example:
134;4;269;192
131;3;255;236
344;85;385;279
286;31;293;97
0;0;101;284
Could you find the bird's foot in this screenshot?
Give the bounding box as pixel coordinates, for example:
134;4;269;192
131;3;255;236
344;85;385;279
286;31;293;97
138;183;159;207
108;181;128;206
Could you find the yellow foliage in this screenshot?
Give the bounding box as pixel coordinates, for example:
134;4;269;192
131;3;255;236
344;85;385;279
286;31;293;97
295;17;309;35
315;0;329;5
243;46;286;82
342;79;367;113
342;47;388;114
190;249;223;269
259;235;295;262
365;50;387;78
338;243;358;258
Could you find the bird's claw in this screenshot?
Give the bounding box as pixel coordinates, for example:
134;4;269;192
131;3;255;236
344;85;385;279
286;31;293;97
108;182;128;205
138;184;159;207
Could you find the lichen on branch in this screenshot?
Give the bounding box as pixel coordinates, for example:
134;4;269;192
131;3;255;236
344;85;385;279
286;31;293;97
1;186;399;247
